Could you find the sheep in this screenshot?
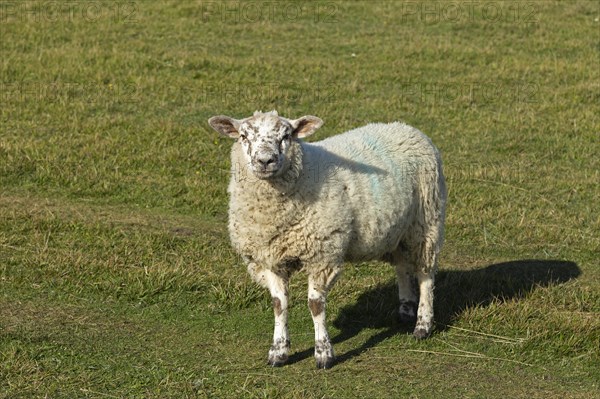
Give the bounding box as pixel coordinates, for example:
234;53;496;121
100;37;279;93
208;110;447;369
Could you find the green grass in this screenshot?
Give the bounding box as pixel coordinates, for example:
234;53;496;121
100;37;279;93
1;1;599;397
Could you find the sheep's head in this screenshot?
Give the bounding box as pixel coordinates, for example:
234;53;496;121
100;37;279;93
208;110;323;179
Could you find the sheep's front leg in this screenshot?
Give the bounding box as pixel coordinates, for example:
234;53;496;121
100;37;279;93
264;271;290;367
308;268;340;369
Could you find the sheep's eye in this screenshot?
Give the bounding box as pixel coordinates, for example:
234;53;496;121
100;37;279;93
281;134;290;142
239;135;248;142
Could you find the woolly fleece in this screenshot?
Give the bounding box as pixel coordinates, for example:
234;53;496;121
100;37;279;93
227;121;446;278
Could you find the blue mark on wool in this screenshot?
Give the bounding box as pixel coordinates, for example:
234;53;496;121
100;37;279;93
362;134;405;185
363;135;381;154
369;174;383;201
363;135;391;167
357;136;384;201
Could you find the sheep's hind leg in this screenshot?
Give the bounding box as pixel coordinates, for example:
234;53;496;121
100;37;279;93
263;270;290;367
392;251;418;325
413;230;441;340
308;267;340;369
414;269;435;339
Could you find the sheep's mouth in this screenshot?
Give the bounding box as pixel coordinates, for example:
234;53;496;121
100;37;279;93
251;165;280;180
253;170;278;179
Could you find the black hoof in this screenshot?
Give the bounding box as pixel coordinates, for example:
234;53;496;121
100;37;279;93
268;359;287;367
398;301;418;325
398;312;417;325
316;357;335;369
268;354;288;367
268;339;290;367
413;327;432;340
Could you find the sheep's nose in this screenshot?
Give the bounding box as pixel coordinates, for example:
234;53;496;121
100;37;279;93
257;154;277;167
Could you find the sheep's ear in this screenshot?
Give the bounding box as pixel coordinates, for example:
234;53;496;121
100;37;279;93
289;116;323;138
208;115;242;138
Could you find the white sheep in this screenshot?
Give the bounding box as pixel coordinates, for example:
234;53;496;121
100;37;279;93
208;110;447;369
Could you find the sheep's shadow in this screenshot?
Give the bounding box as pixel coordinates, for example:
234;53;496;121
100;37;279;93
287;259;580;366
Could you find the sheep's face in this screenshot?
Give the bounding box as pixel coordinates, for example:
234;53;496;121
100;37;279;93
237;114;295;179
208;111;323;180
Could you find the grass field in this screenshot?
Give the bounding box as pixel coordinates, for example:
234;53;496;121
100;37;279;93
1;1;599;398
